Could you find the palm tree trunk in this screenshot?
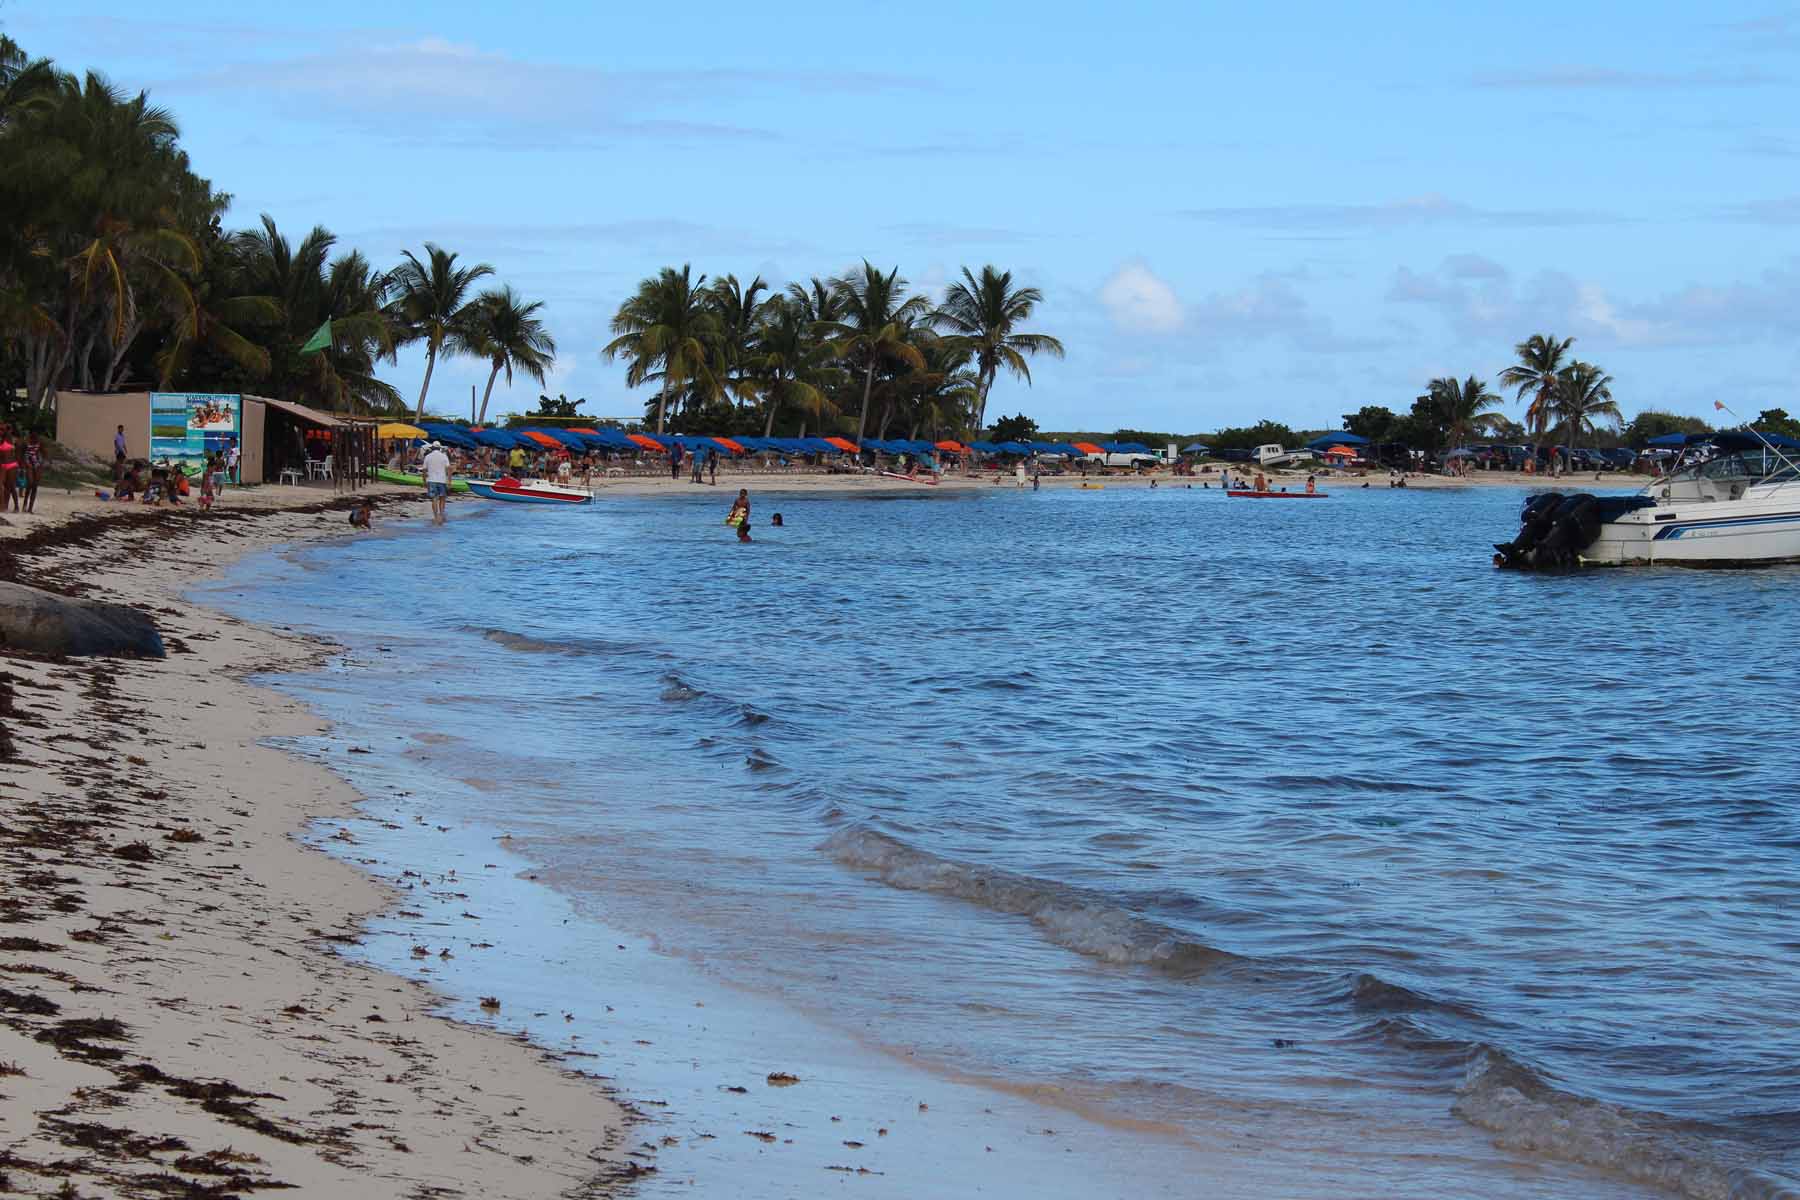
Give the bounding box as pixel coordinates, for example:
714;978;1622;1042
854;362;875;446
655;375;670;433
413;341;439;423
477;363;501;424
763;388;779;438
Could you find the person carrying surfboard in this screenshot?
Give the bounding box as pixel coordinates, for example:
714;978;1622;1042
726;488;751;542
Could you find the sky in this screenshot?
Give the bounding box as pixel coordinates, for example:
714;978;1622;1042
11;0;1800;432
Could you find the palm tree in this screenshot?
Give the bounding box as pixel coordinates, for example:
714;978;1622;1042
231;217;399;412
602;264;718;433
934;265;1063;436
707;273;770;414
1497;334;1575;444
388;243;493;422
1426;375;1505;450
1553;362;1621;455
465;286;556;424
749;295;830;436
821;261;929;446
898;339;979;440
0;36;60;129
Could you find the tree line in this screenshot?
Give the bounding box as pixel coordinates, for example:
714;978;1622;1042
602;262;1063;439
0;36;555;424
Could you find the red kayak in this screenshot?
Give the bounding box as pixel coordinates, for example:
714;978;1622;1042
1227;490;1328;499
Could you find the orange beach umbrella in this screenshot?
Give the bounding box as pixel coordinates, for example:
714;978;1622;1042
1073;441;1105;455
1322;445;1357;458
712;436;748;454
935;439;967;452
823;436;859;453
626;433;665;452
519;430;561;448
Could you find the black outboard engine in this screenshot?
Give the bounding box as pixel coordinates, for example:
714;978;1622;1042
1492;492;1565;568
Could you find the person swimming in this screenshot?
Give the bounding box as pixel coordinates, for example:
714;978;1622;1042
770;512;783;527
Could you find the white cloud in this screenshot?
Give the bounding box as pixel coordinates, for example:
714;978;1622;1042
1181;193;1620;231
1098;261;1184;334
164;35;928;147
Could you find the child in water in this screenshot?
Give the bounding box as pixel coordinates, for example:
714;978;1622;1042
727;489;751;541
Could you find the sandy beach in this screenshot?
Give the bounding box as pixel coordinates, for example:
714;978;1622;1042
0;489;632;1198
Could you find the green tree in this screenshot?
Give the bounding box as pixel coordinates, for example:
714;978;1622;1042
465;286;556;424
533;393;584;419
1425;374;1505;449
602;264;719;433
1208;420;1298;452
1755;408;1800;440
749;295;831;437
1621;409;1709;446
388;243;494;422
1341;405;1398;442
988;412;1038;443
822;261;929;446
1552;362;1621;456
1497;333;1575;441
231;216;400;412
934;265;1063;436
707;273;770;415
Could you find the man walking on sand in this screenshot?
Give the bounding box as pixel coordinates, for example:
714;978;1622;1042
113;424;128;483
670;442;684;482
422;441;451;525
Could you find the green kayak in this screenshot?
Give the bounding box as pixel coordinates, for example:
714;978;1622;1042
377;468;469;493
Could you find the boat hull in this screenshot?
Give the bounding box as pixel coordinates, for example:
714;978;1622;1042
1583;502;1800;566
466;480;592;505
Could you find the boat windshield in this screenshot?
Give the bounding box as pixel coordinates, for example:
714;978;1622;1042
1666;450;1799;485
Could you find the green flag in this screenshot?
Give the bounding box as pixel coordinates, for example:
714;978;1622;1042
299;319;331;355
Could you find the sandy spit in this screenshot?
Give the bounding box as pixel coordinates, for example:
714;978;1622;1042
0;490;634;1198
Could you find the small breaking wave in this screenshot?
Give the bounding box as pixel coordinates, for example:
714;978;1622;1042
659;673;705;702
820;828;1236;976
463;624;653;658
1454;1049;1799;1200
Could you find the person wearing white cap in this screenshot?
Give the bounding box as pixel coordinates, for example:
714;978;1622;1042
422;441;451;524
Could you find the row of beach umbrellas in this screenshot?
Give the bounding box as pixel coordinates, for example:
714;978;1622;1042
374;422;1162;460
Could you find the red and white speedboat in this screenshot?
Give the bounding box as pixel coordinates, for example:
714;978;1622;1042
465;476;593;505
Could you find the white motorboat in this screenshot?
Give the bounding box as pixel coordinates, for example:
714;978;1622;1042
465;476;593;505
1494;431;1800;568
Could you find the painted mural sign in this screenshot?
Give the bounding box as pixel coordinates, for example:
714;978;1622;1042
149;392;240;471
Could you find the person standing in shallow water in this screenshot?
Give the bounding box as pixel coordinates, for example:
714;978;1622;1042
727;488;751;542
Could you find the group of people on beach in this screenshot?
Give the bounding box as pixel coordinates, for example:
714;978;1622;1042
0;423;46;514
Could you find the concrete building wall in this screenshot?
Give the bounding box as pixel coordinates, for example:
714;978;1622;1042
54;392;150;463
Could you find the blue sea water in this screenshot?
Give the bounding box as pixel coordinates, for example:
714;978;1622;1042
202;483;1800;1199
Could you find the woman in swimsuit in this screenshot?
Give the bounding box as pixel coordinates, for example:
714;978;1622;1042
0;426;17;512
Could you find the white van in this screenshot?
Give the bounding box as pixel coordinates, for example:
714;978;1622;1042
1082;451;1160;469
